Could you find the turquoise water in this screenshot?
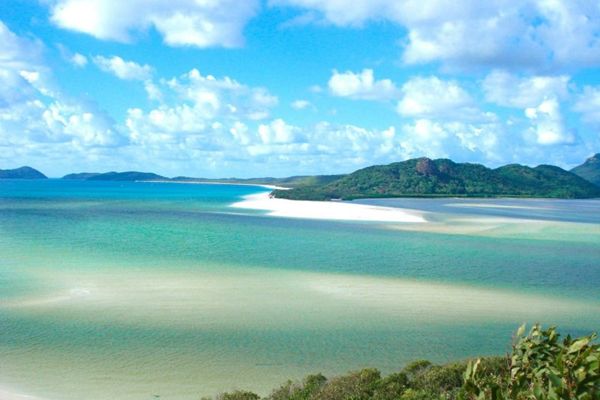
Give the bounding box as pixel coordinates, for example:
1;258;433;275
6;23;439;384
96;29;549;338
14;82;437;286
1;180;599;399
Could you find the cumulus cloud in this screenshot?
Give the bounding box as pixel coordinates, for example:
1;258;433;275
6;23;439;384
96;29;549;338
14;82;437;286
482;70;570;108
0;21;125;173
125;68;279;152
4;4;599;176
397;76;476;119
258;119;302;144
328;69;398;101
525;98;574;145
398;118;503;162
57;44;88;67
70;53;88;67
480;71;576;147
273;0;600;71
47;0;259;48
93;55;153;80
291;99;312;110
573;86;600;126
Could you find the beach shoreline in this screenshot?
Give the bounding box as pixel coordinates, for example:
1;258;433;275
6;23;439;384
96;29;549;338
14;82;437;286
230;192;426;223
143;180;287;191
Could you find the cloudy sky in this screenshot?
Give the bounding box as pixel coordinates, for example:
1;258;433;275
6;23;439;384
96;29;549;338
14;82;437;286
1;0;600;177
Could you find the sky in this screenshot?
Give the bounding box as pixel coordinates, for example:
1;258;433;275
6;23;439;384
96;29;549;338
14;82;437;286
1;0;600;178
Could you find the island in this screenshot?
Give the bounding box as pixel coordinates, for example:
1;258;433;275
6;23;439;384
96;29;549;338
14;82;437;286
63;171;167;181
0;166;47;179
8;154;600;199
271;157;600;200
62;172;102;180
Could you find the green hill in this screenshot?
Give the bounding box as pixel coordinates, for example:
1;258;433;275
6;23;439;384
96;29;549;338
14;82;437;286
86;171;166;181
62;172;102;180
571;153;600;187
272;158;600;200
0;166;47;179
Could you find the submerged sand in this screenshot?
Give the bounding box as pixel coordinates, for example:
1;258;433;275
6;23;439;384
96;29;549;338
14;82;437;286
3;261;599;400
2;266;598;399
0;387;45;400
2;266;596;329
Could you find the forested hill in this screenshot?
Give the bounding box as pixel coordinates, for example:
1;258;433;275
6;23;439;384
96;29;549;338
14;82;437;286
63;171;167;181
272;157;600;200
571;153;600;187
0;166;47;179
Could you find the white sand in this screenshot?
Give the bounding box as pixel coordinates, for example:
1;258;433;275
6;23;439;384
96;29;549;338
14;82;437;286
230;192;426;223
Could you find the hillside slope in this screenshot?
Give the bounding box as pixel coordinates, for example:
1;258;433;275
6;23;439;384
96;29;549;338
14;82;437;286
272;158;600;200
85;171;166;181
0;166;47;179
571;153;600;186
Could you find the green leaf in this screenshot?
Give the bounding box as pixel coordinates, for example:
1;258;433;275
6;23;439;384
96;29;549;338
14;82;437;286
568;338;590;354
517;324;526;338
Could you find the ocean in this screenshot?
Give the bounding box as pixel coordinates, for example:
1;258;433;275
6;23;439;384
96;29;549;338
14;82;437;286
1;179;599;399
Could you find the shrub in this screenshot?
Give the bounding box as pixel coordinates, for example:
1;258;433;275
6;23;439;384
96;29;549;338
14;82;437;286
462;324;599;400
217;390;261;400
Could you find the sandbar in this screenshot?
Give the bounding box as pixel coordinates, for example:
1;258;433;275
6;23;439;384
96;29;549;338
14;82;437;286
230;192;426;223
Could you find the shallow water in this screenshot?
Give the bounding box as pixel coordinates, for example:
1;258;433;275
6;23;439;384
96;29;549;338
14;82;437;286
1;180;599;399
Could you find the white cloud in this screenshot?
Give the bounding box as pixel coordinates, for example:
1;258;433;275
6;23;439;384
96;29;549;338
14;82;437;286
125;69;279;152
525;98;574;145
230;121;251;145
480;71;575;146
399;118;502;161
57;44;88;68
483;70;570;108
273;0;600;71
3;9;598;176
328;69;397;101
93;55;153;81
258;119;302;144
0;21;125;174
48;0;259;48
70;53;88;67
291;99;312;110
573;86;600;126
164;68;277;119
397;76;475;119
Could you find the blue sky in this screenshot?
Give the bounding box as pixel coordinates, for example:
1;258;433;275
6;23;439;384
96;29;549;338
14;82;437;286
1;0;600;177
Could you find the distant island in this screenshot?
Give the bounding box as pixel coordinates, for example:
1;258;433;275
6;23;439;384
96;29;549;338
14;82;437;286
62;172;103;180
272;157;600;200
171;174;344;187
0;166;47;179
63;171;167;181
3;154;600;199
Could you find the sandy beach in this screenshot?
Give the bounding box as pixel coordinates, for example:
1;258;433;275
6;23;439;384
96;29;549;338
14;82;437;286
230;192;426;223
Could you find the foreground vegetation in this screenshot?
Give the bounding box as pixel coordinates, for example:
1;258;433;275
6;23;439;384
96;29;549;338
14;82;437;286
272;158;600;200
206;325;599;400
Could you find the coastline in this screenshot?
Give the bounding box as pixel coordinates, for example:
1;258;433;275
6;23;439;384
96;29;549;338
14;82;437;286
230;192;426;223
143;179;287;191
